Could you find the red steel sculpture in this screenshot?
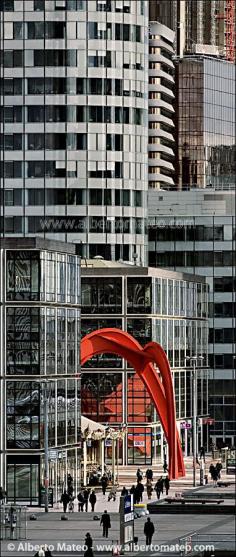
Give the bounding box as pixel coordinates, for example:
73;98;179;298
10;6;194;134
81;328;185;479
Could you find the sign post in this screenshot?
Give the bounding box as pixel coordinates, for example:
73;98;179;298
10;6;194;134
119;495;134;553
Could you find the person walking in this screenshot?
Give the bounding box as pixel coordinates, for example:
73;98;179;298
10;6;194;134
134;484;140;504
136;468;143;482
101;475;108;496
212;466;219;487
83;488;89;512
100;510;111;538
68;495;75;512
89;490;96;512
60;491;70;513
146;479;153;500
121;487;128;497
154;478;162;500
144;517;155;547
199;446;205;462
77;491;85;511
34;547;45;557
163;460;168;473
85;532;93;550
216;462;222;480
164;476;170;496
136;481;144;502
209;463;216;484
146;468;153;481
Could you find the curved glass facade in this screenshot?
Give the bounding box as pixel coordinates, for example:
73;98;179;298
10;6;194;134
0;0;149;264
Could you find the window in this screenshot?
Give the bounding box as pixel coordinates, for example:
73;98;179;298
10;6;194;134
106;134;123;151
6;382;40;449
0;106;23;123
1;134;22;151
127;278;152;314
0;79;22;96
34;0;44;10
2;0;14;11
81;278;122;314
6;251;40;301
34;50;77;67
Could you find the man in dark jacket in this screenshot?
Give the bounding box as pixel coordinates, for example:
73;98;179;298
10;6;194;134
121;487;128;497
83;488;89;512
100;510;111;538
136;481;144;502
77;491;85;511
146;469;153;481
89;490;96;512
61;491;70;513
164;476;170;496
144;517;155;546
101;475;108;496
154;478;162;500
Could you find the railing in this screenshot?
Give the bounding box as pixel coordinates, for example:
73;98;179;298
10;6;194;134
0;505;27;540
179;532;235;555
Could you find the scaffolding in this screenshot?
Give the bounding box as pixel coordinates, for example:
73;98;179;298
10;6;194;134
215;0;235;61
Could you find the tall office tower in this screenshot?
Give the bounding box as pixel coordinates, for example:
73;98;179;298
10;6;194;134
0;0;149;265
175;56;235;190
149;1;235;61
148;23;176;190
148;189;236;448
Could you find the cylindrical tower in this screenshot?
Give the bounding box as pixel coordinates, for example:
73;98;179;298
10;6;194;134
0;0;149;264
148;22;175;190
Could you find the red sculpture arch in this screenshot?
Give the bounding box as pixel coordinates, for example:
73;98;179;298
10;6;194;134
81;328;185;479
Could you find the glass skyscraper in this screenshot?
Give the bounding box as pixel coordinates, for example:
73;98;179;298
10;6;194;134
175;56;235;190
0;0;149;264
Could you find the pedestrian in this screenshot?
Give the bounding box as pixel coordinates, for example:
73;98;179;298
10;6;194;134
0;487;6;505
136;481;144;502
89;490;96;512
160;476;164;494
108;486;116;501
144;517;155;547
134;485;140;504
154;478;162;500
216;462;222;480
146;468;153;481
83;488;90;512
121;487;128;497
101;475;108;496
146;479;153;500
211;466;218;487
77;491;85;511
164;476;170;496
199;446;205;462
84;532;93;551
136;468;143;482
163;460;168;473
68;495;74;512
60;491;70;513
100;510;111;538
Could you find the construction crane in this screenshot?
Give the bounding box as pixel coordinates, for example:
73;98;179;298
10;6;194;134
215;0;235;62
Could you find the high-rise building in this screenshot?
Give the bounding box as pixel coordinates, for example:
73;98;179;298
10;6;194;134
148;23;175;190
149;1;236;61
175;56;235;190
0;237;81;505
0;0;149;264
148;189;236;447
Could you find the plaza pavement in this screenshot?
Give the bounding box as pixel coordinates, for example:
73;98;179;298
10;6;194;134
1;457;235;556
